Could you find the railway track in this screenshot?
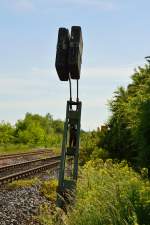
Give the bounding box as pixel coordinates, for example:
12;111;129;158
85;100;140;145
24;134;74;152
0;148;53;160
0;155;60;175
0;155;61;186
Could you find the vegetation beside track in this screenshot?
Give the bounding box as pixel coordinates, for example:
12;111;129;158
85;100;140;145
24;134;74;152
0;144;31;155
67;160;150;225
78;63;150;176
8;177;40;189
7;177;57;201
37;160;150;225
99;63;150;174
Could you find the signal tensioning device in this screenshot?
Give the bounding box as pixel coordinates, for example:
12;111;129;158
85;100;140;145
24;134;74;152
55;26;83;210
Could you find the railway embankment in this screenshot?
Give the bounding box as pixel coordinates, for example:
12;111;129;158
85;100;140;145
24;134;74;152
0;172;58;225
0;150;59;225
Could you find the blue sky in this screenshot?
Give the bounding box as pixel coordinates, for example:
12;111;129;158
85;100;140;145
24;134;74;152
0;0;150;130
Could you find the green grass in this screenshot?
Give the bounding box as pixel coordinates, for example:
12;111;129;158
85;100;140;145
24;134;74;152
7;177;40;189
0;144;33;155
0;144;60;155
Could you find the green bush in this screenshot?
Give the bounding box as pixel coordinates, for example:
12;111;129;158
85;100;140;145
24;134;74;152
40;179;58;201
91;147;109;160
66;160;150;225
102;64;150;170
8;177;40;189
0;113;63;153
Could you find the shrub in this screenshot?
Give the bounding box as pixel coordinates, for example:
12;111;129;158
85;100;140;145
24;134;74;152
8;177;40;189
66;160;150;225
35;161;150;225
91;147;109;160
40;179;58;202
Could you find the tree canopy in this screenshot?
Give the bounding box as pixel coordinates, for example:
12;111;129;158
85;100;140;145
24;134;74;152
100;63;150;172
0;113;64;148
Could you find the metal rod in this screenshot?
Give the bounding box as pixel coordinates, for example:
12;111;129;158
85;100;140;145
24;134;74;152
77;79;79;102
69;75;72;102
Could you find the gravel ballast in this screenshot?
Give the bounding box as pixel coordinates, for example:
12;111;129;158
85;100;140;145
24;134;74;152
0;169;59;225
0;185;51;225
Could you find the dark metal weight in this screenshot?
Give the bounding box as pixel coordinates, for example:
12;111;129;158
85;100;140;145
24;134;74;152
68;26;83;80
55;28;70;81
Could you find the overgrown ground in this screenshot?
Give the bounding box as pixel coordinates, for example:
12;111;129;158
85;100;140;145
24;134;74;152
38;160;150;225
0;144;60;155
0;144;33;155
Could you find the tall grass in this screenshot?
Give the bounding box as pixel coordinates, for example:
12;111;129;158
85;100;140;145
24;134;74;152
38;159;150;225
66;159;150;225
0;144;31;155
0;144;60;155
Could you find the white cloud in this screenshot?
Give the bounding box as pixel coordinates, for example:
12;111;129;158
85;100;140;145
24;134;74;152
82;66;134;78
0;77;47;94
3;0;116;12
0;67;57;94
0;65;135;96
5;0;34;12
31;67;51;76
0;98;63;109
31;64;135;79
57;0;115;10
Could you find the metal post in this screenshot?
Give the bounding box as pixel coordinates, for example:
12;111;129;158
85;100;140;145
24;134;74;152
56;100;82;209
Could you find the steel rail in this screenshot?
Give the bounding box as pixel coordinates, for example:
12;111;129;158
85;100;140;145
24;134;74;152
0;161;60;186
0;149;53;160
0;155;61;174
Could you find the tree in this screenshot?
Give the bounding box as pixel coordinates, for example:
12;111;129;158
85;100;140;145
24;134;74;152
0;122;14;145
101;63;150;171
14;113;63;147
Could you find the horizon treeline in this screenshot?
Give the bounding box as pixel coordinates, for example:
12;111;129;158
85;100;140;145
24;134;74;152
0;113;64;148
